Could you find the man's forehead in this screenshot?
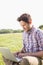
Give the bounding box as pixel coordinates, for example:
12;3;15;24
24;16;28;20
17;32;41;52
20;21;28;25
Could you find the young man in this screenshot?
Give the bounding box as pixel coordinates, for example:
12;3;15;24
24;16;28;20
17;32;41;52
3;13;43;65
16;13;43;65
17;13;43;57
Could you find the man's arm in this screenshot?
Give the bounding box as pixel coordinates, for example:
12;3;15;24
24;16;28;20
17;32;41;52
17;51;43;58
26;51;43;57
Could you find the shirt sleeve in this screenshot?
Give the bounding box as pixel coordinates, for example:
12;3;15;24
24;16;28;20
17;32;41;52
36;30;43;51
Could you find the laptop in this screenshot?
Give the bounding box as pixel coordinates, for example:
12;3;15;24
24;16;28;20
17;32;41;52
0;47;22;62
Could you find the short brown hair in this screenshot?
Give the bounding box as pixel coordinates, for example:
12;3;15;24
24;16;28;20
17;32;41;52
17;13;31;23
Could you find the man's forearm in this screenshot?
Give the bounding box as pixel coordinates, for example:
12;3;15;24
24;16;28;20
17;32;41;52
26;51;43;57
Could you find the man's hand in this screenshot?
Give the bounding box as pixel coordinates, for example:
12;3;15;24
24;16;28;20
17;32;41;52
13;51;21;56
17;53;29;58
13;52;30;58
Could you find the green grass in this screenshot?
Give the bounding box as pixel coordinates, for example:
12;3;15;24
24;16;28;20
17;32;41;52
0;33;23;65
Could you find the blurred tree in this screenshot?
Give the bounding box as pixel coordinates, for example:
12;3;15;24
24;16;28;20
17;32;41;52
39;25;43;30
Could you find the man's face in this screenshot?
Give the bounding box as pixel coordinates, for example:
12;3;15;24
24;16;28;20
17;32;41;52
20;21;32;32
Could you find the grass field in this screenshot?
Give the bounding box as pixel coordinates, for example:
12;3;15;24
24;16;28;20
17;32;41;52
0;33;23;65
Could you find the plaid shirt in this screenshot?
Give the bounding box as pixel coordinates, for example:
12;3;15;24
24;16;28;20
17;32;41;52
23;26;43;53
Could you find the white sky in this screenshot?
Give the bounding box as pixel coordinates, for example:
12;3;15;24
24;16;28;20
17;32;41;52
0;0;43;30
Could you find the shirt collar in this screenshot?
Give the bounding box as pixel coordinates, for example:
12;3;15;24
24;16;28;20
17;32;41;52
26;25;35;34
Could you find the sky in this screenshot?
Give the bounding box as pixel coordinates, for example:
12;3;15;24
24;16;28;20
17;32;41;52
0;0;43;30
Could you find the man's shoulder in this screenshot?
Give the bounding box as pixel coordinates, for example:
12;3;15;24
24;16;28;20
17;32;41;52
35;27;43;35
